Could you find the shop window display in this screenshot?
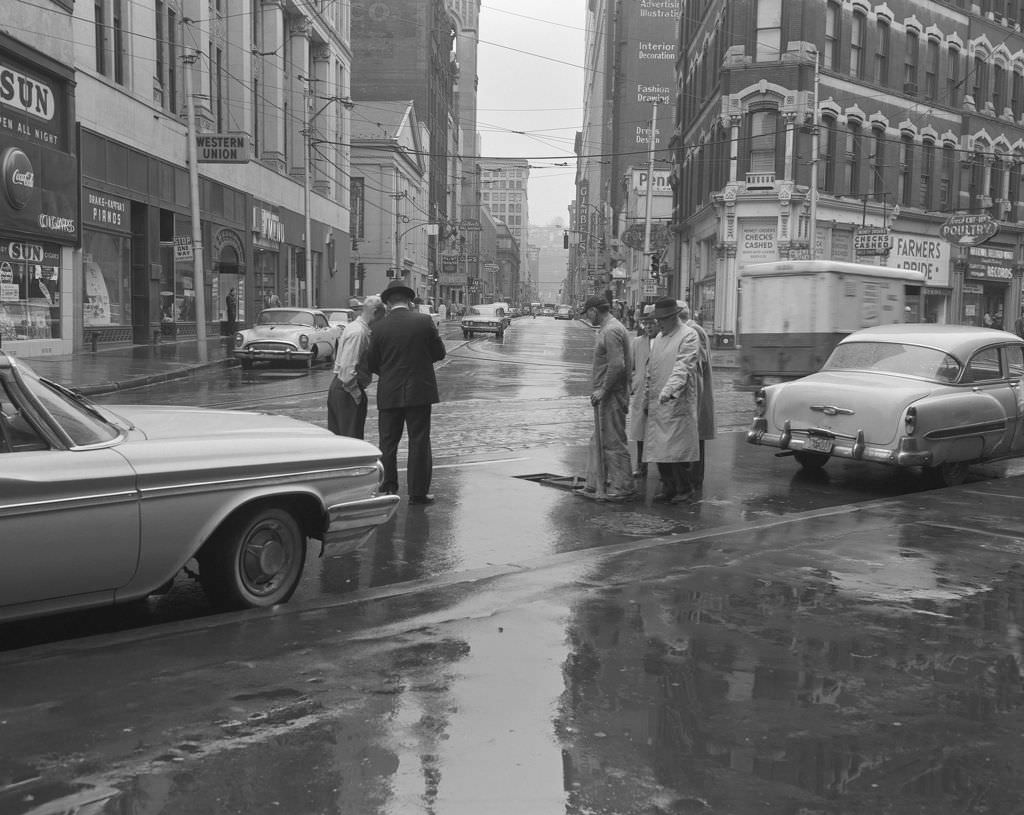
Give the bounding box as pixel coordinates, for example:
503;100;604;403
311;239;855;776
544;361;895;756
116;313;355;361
0;243;62;342
82;232;131;329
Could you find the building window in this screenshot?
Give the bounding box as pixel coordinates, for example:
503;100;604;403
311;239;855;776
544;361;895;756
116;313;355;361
973;55;988;106
749;109;779;174
1013;71;1023;120
994;64;1007;113
843;121;862;196
920;140;935;211
898;135;914;207
756;0;782;61
925;38;939;99
904;30;919;94
871;126;887;201
155;2;179;113
94;0;127;85
820;116;838;192
850;10;866;79
947;47;961;107
940;145;955;210
874;20;890;86
825;2;841;70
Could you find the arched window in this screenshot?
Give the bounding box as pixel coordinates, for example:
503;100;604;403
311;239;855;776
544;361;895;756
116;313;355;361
748;108;780;177
994;64;1007;112
940;144;956;211
870;126;887;201
973;55;989;105
898;134;915;207
819;116;838;192
920;139;935;210
874;20;890;85
825;1;841;70
904;31;920;94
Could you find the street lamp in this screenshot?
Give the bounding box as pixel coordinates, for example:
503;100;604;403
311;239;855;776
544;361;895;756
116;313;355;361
393;218;440;296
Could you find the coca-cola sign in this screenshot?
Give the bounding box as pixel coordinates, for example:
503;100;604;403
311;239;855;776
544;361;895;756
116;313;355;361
1;147;34;210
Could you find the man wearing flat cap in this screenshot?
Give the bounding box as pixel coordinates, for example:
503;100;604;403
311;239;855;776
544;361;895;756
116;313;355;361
579;293;635;500
643;297;702;503
365;278;447;504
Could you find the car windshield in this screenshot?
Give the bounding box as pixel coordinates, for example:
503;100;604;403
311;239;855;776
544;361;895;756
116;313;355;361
468;307;497;317
16;364;120;446
823;341;963;383
257;309;315;327
323;310;351;322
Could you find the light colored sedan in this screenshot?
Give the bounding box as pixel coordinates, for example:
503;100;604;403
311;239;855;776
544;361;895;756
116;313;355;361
320;307;357;332
461;304;507;339
234;307;341;369
748;324;1024;487
0;352;399;623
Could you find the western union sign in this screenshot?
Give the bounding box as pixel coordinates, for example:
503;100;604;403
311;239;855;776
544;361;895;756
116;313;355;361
196;133;251;163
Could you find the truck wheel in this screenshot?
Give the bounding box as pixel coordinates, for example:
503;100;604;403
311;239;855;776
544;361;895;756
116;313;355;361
794;451;829;470
199;507;307;609
923;461;969;488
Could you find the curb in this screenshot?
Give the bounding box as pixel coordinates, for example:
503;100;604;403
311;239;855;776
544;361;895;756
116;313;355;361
77;356;239;397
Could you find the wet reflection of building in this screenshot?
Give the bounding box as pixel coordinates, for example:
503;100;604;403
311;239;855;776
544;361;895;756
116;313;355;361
556;528;1024;811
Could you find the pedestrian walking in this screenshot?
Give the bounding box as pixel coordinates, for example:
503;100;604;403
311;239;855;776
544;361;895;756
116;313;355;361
679;301;715;490
643;297;701;504
225;288;236;335
1015;308;1024;339
439;302;447;322
365;278;447;504
578;294;635;500
628;304;658;478
327;295;385;438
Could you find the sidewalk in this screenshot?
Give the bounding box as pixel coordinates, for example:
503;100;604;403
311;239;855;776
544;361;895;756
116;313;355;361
12;336;237;396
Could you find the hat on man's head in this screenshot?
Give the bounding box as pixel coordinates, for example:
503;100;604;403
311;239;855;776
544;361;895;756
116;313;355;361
380;278;416;303
582;294;610;313
651;297;681;320
641;303;656;318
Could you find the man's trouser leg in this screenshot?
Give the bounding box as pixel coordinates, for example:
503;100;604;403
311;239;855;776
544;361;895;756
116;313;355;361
377;407;406;493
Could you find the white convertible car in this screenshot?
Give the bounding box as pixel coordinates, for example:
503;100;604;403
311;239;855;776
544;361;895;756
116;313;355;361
748;324;1024;487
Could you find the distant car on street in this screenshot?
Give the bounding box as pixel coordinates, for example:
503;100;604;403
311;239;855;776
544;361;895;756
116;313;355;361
462;304;508;339
319;307;357;332
748;324;1024;487
233;307;341;370
0;351;399;623
555;305;573;320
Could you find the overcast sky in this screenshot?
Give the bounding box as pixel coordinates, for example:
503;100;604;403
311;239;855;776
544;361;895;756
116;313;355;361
476;3;585;228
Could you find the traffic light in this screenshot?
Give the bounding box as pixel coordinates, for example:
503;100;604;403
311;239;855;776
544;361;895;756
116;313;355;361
563;231;570;249
650;254;660;281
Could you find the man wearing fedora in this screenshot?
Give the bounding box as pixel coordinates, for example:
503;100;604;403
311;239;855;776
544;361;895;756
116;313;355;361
365;278;447;504
579;293;635;500
644;297;702;503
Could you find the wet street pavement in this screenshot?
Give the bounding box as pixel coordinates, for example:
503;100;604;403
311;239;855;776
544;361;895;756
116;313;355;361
5;317;1024;813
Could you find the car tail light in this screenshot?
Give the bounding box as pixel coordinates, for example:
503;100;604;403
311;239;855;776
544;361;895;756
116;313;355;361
754;388;767;417
904;406;917;435
234;332;244;348
299;334;310;349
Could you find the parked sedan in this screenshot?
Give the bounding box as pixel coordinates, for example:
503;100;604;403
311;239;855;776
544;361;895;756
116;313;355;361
748;324;1024;487
555;305;573;320
461;304;508;339
234;307;341;369
320;307;357;332
0;351;399;623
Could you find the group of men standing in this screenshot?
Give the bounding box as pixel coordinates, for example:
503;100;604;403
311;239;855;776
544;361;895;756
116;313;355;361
581;294;715;503
327;278;447;506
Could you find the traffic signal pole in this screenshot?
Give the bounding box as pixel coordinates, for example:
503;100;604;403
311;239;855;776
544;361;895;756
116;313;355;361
642;101;659;295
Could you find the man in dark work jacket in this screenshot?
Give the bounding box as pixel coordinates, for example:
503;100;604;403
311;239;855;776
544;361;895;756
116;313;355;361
364;278;447;504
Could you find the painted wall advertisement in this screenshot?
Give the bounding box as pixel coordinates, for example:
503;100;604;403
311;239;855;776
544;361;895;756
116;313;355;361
0;44;78;244
618;0;681;152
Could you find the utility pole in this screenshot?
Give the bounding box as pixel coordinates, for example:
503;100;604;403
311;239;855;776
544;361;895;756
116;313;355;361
809;50;821;260
302;76;314;306
181;21;207;361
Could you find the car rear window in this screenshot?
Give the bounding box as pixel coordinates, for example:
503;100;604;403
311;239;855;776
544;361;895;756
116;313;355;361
824;341;962;382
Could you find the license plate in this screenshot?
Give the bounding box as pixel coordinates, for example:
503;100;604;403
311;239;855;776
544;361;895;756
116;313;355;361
806;435;833;454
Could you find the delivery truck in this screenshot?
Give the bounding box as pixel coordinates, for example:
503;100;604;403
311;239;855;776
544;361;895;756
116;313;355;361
737;260;926;387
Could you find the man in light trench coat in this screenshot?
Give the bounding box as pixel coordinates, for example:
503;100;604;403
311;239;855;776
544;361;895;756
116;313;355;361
643;297;702;503
678;300;715;489
628;303;658;478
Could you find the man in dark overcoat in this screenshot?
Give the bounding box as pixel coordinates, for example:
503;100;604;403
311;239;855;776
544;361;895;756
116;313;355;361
365;279;447;504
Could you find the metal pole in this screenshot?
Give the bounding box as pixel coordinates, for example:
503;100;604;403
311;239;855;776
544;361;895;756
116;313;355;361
303;80;314;306
642;100;658;258
181;30;208;361
809;52;820;260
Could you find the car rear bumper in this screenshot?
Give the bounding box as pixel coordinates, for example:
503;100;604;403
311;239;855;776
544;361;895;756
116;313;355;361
461;323;503;334
747;417;933;467
324;493;401;551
